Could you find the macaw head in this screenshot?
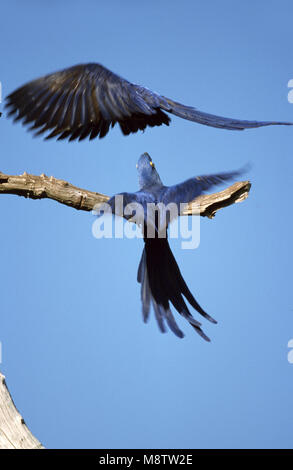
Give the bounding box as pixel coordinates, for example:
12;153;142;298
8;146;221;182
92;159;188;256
136;152;162;188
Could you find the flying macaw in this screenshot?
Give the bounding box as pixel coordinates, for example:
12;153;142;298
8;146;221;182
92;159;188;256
6;63;292;142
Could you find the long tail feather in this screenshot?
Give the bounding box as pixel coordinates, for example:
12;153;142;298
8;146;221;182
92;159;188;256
137;236;214;340
162;97;293;131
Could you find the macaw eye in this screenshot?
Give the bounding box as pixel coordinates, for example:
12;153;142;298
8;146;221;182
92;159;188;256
150;161;155;168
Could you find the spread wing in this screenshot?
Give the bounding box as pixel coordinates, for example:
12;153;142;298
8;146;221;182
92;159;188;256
5;63;171;141
161;168;246;209
6;62;291;143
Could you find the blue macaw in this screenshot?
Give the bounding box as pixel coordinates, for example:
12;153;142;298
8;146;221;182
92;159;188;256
106;153;244;340
6;63;292;141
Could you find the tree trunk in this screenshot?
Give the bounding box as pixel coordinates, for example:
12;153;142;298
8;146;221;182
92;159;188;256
0;372;44;449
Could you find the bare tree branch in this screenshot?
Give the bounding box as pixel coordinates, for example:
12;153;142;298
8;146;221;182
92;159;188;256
0;170;251;218
184;180;251;218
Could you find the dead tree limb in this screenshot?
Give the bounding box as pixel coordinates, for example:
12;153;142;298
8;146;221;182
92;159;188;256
0;170;251;218
0;372;44;449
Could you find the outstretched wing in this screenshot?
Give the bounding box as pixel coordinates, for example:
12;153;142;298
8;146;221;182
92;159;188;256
5;63;171;141
6;62;291;143
161;168;246;208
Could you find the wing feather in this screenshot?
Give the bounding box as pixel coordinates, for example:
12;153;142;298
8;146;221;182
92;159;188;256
161;168;247;208
6;62;292;142
6;63;170;141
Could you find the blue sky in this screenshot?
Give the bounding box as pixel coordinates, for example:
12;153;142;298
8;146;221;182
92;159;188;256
0;0;293;449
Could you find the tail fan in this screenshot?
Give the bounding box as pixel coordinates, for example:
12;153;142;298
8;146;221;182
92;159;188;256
137;236;216;340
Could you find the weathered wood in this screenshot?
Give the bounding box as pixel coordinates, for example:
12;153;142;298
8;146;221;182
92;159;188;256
0;372;44;449
183;181;251;218
0;171;251;217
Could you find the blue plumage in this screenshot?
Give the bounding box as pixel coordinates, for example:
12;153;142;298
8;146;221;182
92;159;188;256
6;63;292;141
107;153;244;340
